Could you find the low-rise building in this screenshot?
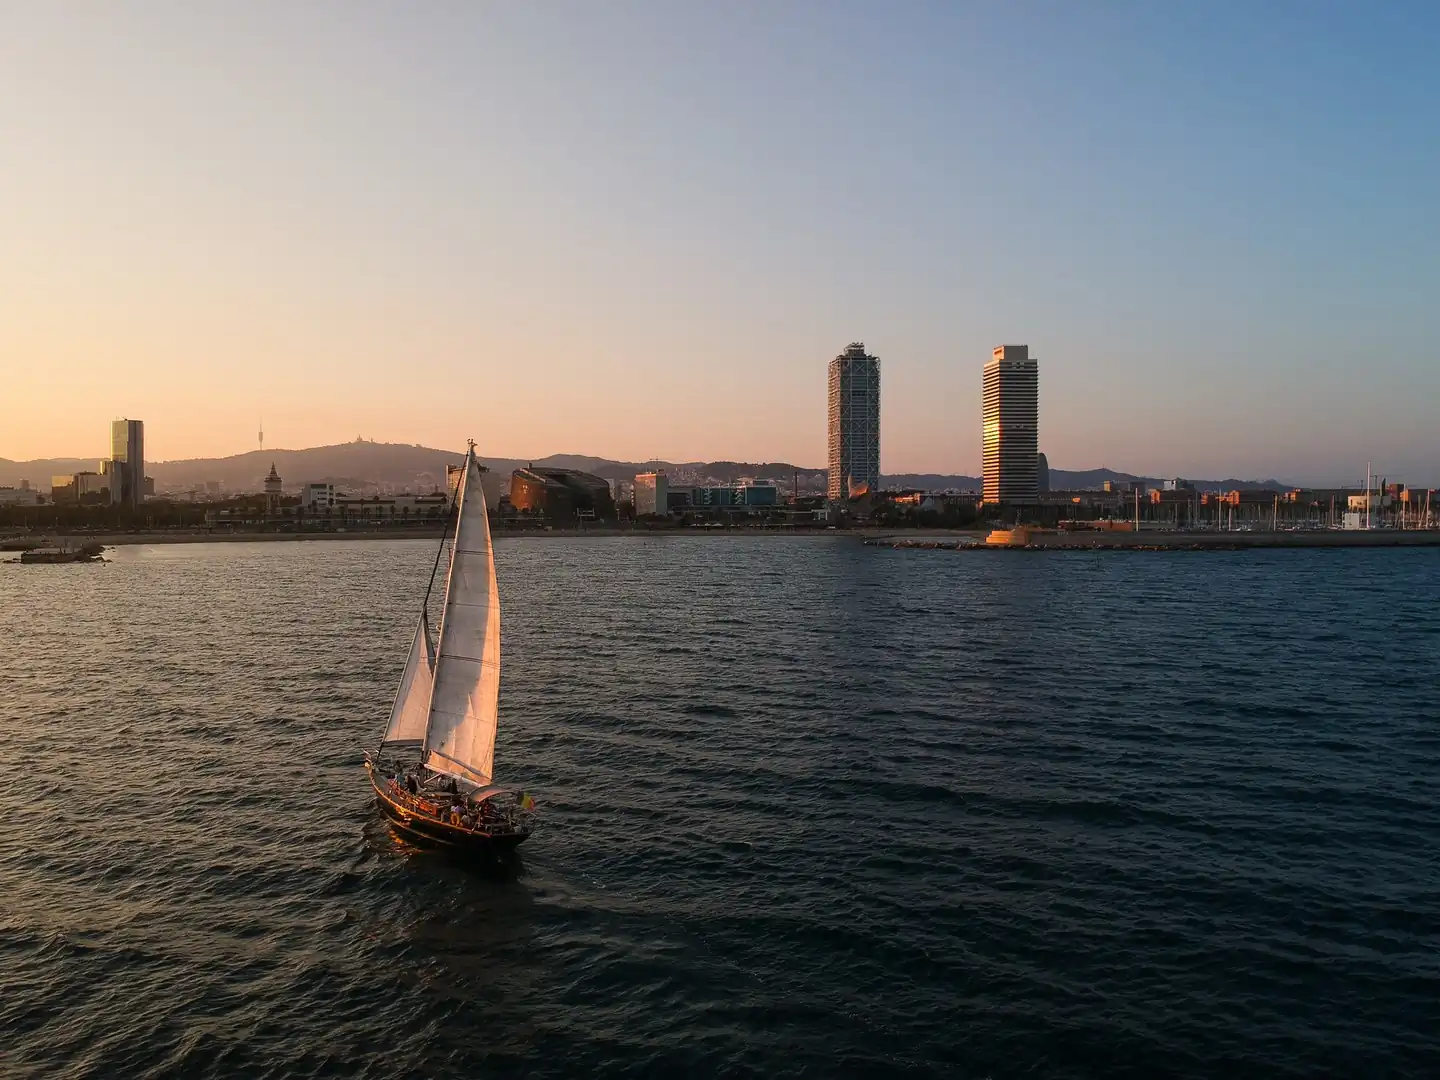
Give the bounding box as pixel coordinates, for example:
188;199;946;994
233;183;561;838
1347;492;1393;512
302;482;336;510
683;484;779;510
50;470;112;504
0;486;42;506
634;472;669;516
329;493;449;519
510;467;615;521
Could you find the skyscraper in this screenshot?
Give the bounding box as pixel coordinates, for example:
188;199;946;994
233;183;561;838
982;346;1038;505
110;418;145;509
827;342;880;501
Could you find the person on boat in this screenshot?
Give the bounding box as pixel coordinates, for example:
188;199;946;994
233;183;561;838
406;774;419;796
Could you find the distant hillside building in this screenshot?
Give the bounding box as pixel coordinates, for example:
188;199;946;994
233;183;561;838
828;342;881;501
510;467;615;521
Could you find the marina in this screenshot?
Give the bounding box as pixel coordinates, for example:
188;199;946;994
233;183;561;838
868;527;1440;552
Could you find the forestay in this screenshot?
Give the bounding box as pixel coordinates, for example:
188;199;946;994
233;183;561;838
380;614;434;748
422;449;502;787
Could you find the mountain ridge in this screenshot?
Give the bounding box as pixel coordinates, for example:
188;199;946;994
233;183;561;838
1;440;1288;493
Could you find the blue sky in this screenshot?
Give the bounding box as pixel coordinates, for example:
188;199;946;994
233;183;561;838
2;1;1437;484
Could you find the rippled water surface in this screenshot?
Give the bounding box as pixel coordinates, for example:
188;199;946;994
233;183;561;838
2;537;1438;1079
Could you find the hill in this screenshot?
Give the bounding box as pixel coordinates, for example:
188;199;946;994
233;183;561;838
0;458;98;487
0;441;1286;496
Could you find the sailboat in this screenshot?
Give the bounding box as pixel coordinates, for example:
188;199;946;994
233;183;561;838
362;442;533;851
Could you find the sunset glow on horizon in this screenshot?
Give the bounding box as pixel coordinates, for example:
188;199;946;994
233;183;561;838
4;3;1438;485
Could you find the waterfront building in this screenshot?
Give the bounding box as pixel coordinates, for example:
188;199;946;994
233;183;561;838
76;471;111;501
982;346;1039;505
330;493;448;520
735;483;778;507
1346;492;1393;512
264;463;283;516
302;482;336;510
827;342;880;501
110;418;145;509
0;486;42;506
50;471;111;504
510;467;615;522
634;471;669;516
685;484;779;509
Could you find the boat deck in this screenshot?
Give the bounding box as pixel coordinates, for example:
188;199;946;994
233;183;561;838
366;764;530;847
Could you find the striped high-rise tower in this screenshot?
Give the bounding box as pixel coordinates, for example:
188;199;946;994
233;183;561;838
827;342;880;501
982;346;1038;504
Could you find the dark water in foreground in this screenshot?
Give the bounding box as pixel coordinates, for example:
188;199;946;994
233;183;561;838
2;538;1438;1079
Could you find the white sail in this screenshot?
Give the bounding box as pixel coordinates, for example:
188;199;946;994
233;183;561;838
423;449;501;787
381;614;434;747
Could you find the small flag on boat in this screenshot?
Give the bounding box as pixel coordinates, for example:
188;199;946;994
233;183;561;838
520;793;535;811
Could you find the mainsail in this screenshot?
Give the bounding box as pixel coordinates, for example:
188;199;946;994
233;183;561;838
421;448;502;787
380;614;434;748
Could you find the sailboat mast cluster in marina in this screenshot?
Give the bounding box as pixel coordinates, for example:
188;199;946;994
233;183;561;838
363;443;533;851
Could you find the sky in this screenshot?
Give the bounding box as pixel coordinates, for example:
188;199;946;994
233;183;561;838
2;1;1437;485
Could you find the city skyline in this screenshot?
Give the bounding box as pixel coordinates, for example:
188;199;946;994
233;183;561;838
3;5;1438;484
0;429;1426;493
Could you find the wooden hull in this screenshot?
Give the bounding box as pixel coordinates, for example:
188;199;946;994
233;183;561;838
366;764;530;853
